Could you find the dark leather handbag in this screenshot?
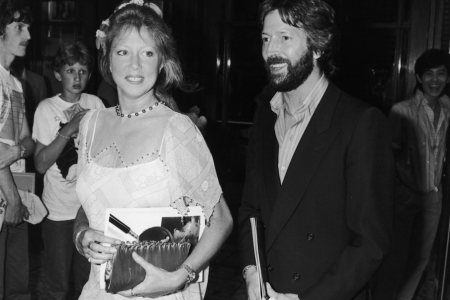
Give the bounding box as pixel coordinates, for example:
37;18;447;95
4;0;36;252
106;240;191;294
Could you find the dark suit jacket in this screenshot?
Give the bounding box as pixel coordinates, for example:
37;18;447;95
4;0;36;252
238;83;394;300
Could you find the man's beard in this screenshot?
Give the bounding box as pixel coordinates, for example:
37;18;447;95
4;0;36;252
265;47;314;92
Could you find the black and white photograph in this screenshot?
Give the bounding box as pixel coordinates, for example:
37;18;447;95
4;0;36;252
3;0;450;300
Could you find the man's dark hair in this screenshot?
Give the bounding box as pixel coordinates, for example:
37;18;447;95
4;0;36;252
259;0;339;77
415;49;450;77
0;0;32;36
52;41;94;72
414;49;450;92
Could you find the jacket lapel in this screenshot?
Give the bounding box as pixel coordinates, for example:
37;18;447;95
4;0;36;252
265;83;341;252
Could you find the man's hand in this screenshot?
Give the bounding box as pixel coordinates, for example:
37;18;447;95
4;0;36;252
0;141;20;169
4;196;29;226
266;283;300;300
245;266;262;300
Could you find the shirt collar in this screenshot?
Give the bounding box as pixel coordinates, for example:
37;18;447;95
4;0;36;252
414;89;450;111
270;74;329;116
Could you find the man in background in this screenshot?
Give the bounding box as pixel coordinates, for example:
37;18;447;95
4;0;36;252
373;49;450;300
0;0;36;299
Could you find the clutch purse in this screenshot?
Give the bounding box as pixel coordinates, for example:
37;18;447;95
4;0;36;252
106;240;191;294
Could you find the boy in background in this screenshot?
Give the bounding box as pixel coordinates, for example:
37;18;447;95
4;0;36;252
32;41;104;300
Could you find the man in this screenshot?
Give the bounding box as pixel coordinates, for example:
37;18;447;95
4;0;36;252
0;0;35;299
11;56;48;193
372;49;450;300
238;0;394;300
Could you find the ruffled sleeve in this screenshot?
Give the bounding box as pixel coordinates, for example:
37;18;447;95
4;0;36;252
163;113;222;222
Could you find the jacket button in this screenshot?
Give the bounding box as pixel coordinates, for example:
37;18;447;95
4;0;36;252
307;233;314;241
267;265;273;271
293;273;301;281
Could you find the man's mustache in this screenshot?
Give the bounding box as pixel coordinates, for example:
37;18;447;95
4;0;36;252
266;56;290;66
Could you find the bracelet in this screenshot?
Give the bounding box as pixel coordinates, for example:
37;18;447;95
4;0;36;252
19;144;26;158
74;227;88;255
57;132;71;140
242;265;257;279
179;264;196;283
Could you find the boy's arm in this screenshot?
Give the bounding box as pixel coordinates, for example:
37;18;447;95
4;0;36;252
34;110;88;174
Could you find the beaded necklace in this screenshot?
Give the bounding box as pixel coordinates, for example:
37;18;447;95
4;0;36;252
115;100;166;118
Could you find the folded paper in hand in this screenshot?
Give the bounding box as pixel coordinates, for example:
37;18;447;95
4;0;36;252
19;190;47;224
0;172;47;231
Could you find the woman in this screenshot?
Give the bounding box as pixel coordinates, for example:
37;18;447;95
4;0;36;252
72;1;233;299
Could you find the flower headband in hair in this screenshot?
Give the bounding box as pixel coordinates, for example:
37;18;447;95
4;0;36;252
95;0;163;50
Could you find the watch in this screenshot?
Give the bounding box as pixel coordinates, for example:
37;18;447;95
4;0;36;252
19;144;26;158
181;264;196;283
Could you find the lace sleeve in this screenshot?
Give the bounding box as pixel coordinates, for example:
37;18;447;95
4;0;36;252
164;114;222;222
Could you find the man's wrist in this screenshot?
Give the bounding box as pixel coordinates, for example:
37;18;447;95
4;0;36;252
19;144;26;158
14;145;21;160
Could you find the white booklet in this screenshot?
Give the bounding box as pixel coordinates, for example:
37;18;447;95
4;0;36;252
100;206;205;289
250;217;269;300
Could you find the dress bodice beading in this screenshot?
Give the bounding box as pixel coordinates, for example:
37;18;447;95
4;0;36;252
75;107;222;300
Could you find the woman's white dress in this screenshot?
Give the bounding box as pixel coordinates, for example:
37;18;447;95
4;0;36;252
76;106;222;300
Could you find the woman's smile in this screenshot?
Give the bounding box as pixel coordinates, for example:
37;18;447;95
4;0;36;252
125;76;144;84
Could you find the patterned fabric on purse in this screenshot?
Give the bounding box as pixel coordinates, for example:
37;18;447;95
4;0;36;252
106;241;191;294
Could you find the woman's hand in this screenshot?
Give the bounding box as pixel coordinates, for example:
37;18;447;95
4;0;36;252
77;227;121;264
117;252;186;298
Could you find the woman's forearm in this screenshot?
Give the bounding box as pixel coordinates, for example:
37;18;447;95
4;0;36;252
73;206;89;252
182;195;233;272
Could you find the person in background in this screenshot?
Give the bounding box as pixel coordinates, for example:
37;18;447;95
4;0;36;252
72;1;233;299
10;57;48;198
238;0;394;299
0;0;35;299
372;49;450;300
32;41;104;300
